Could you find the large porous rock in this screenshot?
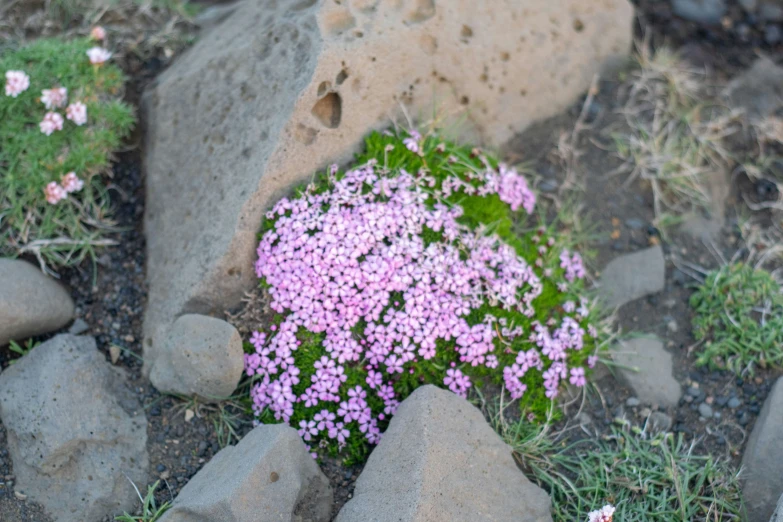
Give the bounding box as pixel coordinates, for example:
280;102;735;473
610;337;682;408
599;246;665;309
142;0;634;373
0;258;74;346
742;377;783;522
150;314;244;400
336;385;552;522
159;424;332;522
0;334;148;522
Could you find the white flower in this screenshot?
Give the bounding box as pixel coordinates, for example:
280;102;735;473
5;70;30;97
44;181;67;204
40;112;64;135
41;87;67;109
86;47;112;65
66;102;87;126
61;172;84;193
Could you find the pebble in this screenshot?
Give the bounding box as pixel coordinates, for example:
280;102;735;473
698;403;714;418
765;24;782;44
626;397;641;407
667;320;679;333
157;464;166;473
715;396;729;407
538;179;558;193
738;411;750;426
625;218;645;229
687;386;701;397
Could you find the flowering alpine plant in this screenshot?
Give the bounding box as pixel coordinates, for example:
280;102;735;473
0;36;134;266
246;130;601;461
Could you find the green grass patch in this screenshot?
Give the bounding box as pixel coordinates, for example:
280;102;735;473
489;401;745;521
690;263;783;375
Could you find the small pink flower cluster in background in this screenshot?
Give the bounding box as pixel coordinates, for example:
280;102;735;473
41;87;67;109
90;26;106;41
5;70;29;97
3;31;105;206
86;47;112;65
587;504;615;522
246;131;596;456
44;172;84;204
40;112;64;136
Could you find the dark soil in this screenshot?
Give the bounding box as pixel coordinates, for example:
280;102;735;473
1;2;782;521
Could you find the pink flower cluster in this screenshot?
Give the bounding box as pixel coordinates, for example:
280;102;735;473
247;142;593;453
5;70;29;97
44;172;84;204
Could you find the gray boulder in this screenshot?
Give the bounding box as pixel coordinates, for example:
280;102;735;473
159;424;332;522
142;0;634;377
742;377;783;522
0;334;148;522
600;246;666;309
150;314;244;401
336;385;552;522
771;494;783;522
0;258;74;346
610;337;682;408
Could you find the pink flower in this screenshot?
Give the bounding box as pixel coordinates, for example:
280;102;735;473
44;181;67;205
86;47;112;65
40;112;64;135
60;172;84;193
4;70;29;97
41;87;67;109
569;366;586;387
587;504;615;522
90;26;107;40
587;355;598;368
66;101;87;125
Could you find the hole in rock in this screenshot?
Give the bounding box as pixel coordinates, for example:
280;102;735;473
311;93;342;129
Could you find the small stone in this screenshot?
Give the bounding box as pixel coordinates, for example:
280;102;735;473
625;397;641;407
159;425;332;521
0;259;75;346
611;338;682;407
157;464;167;473
667;320;679;332
672;0;727;24
625;218;645;229
109;345;121;365
68;319;89;335
538;179;558;193
184;409;195;422
698;403;713;418
687;386;701;397
639;407;652;417
728;397;742;408
725;57;783;118
14;490;27;500
150;314;244;401
648;411;673;432
766;24;783;44
600;246;666;309
715;396;729;407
